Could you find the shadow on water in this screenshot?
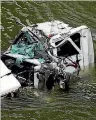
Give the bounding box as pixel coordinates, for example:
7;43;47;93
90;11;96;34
1;1;96;120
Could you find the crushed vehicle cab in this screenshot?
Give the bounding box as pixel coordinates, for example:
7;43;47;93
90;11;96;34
1;20;94;90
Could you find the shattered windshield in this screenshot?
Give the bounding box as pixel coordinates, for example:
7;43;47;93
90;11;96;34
9;30;50;62
14;31;38;45
14;29;49;46
32;29;49;45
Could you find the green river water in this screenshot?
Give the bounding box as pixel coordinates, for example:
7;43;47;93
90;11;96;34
1;1;96;120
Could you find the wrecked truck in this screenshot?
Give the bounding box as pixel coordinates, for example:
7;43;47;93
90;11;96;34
1;20;94;90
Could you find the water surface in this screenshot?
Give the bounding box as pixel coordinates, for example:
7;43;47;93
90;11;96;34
1;1;96;120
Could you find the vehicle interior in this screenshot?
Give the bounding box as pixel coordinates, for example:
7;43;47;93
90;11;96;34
56;33;81;57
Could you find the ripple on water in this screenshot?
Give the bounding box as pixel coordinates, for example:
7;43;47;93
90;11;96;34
1;1;96;120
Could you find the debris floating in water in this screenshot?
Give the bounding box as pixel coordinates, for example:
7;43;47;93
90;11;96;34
0;25;4;30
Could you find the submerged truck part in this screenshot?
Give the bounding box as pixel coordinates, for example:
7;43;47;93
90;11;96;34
0;60;21;96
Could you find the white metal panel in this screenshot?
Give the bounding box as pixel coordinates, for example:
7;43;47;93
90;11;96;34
0;60;11;77
80;28;94;67
3;53;42;65
37;20;71;36
0;60;21;96
0;74;21;96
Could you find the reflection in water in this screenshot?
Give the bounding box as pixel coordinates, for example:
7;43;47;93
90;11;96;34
1;1;96;120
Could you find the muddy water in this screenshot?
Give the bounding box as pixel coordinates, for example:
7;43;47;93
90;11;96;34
1;1;96;120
